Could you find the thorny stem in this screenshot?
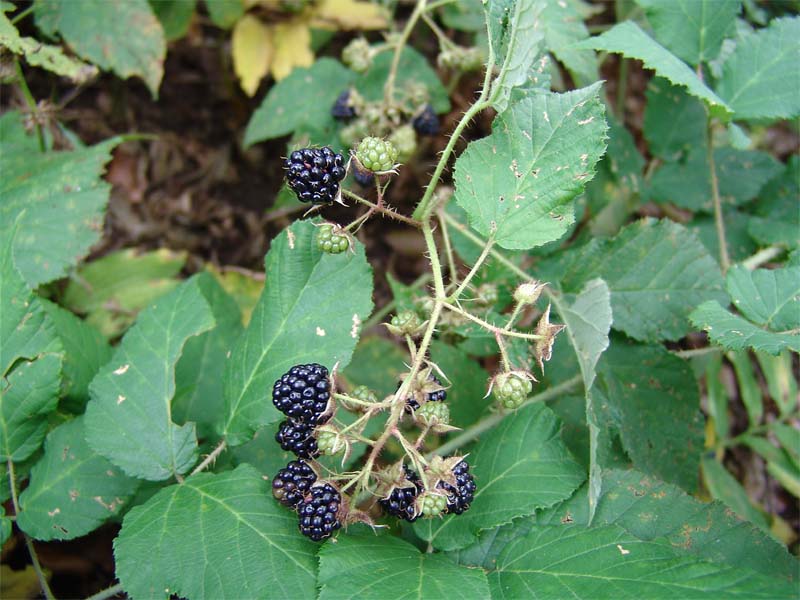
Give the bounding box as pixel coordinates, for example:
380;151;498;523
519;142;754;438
441;303;543;341
495;331;511;370
342;189;421;227
7;459;56;600
86;583;125;600
384;0;427;107
502;301;526;332
437;209;458;283
450;236;494;301
10;5;34;25
707;120;730;273
429;375;583;457
189;440;227;477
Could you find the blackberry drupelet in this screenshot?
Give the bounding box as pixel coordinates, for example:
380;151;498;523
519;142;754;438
412;104;440;136
379;465;422;522
398;374;447;412
298;483;342;541
331;90;357;120
284;147;346;204
272;460;317;510
273;363;332;424
439;460;476;515
276;419;320;459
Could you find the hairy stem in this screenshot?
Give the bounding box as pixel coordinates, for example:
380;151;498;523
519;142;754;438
342;189;421;227
384;0;427;106
86;583;125;600
437;209;459;284
450;237;494;300
189;440;227;477
707;121;730;273
742;245;784;270
441;303;542;340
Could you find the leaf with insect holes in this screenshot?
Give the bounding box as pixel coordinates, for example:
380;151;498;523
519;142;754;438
486;0;545;113
34;0;166;97
716;17;800;122
574;21;732;119
451;523;797;599
413;402;584;551
454;83;607;250
318;529;490;599
0;222;63;462
84;276;215;481
690;266;800;355
220;220;373;446
114;464;318;599
635;0;740;66
0;122;120;287
16;416;140;541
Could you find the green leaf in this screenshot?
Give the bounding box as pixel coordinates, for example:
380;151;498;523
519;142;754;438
0;10;96;81
221;221;373;445
690;266;800;355
756;351;798;417
541;0;597;86
115;464;318;599
643;77;706;160
61;248;187;339
727;350;762;426
40;300;111;413
746;156;799;248
716;17;800;122
552;278;611;520
318;528;490;599
85;276;216;481
34;0;166;97
244;58;355;147
342;336;406;398
204;0;243;29
430;341;490;430
0;136;119;287
550;219;727;342
486;0;545;113
635;0;740;66
597;340;704;492
414;402;585;551
701;455;770;531
149;0;196;41
462;523;796;598
0;111;40;156
355;46;450;114
574;21;732;119
173;272;243;432
689;209;758;263
454;83;607;250
0;225;63;462
16;416;140;541
0;505;9;545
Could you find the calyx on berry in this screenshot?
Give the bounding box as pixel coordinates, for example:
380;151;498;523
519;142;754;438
386;309;425;337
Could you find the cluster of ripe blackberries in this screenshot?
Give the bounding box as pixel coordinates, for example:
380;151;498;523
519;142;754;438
271;364;343;541
284;147;346;205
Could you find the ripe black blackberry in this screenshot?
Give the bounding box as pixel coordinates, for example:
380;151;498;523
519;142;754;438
273;363;332;425
412;104;440;136
398;374;447;412
331;90;357;120
272;460;317;510
284;147;346;204
379;465;422;522
351;161;375;187
298;483;342;541
439;460;476;515
276;419;320;459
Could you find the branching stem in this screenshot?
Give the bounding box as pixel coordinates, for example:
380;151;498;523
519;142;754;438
189;439;227;477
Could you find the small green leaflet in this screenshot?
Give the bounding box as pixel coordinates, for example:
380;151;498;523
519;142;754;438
114;464;318;599
690;266;800;355
486;0;545;113
16;416;140;541
716;17;800;122
574;21;732;119
643;77;706;160
635;0;740;66
454;83;607;250
317;529;490;600
221;220;373;446
149;0;196;41
244;58;355;147
458;524;797;598
0;9;96;82
0;223;63;462
747;156;800;249
414;402;585;551
34;0;166;97
85;276;215;481
0;127;120;287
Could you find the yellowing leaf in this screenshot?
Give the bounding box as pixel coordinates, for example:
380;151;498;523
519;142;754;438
232;14;273;96
270;20;313;80
312;0;388;30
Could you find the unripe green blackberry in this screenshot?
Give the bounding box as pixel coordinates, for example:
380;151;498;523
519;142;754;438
342;38;372;73
416;401;450;427
339;384;378;412
340;119;369;149
355;137;398;173
389;125;417;162
316;224;350;254
420;492;448;517
437;46;484;71
317;428;346;456
476;283;499;307
493;371;533;410
387;309;424;336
